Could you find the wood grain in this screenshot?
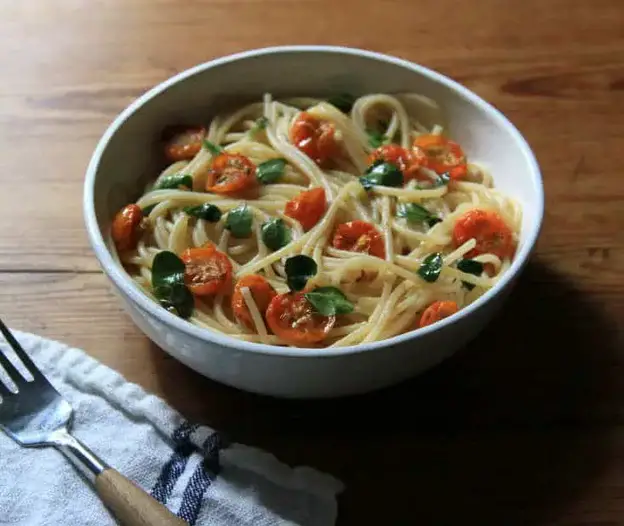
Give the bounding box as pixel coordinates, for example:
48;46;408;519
0;1;623;524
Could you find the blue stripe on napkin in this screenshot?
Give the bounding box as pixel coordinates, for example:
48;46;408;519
176;432;222;524
150;422;199;503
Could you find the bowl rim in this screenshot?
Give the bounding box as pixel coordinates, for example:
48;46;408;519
83;44;544;358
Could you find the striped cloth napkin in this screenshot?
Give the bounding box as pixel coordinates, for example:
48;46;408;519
0;330;343;525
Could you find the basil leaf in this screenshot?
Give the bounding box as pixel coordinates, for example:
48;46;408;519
151;251;193;319
305;286;354;316
366;129;388;148
154;283;194;319
360;161;403;190
154;174;193;191
225;204;252;238
203;140;223;155
261;218;291;251
183;203;222;222
254;116;268;130
257;158;286;185
284;255;317;292
327;93;355;113
142;204;157;215
397;203;442;227
417;252;444;283
457;258;484;291
433;172;450;187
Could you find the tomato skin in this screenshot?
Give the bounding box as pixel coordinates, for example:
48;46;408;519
290;112;339;166
112;204;143;252
265;292;335;345
452;209;515;259
205;153;256;194
367;144;427;182
180;246;233;296
419;300;459;328
412;134;468;180
163;125;206;161
332;221;386;259
231;275;277;330
284;187;326;231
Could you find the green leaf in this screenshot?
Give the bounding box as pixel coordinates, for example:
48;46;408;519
255;116;268;130
183;203;222;222
327;93;355;113
359;161;403;190
225;204;252;238
261;218;291;251
417;252;444;283
154;283;194;319
397;203;442;228
366;129;388;148
284;255;317;292
256;158;286;185
154;174;193;191
304;286;354;316
203;140;223;155
457;258;484;291
151;251;193;319
142;204;157;215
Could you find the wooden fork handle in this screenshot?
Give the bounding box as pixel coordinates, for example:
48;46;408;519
95;468;186;526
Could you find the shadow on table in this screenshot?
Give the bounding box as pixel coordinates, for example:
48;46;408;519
149;261;620;526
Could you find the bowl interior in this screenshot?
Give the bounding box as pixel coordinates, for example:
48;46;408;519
86;46;543;353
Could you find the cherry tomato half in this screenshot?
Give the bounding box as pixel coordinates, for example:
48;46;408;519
284;187;326;231
290;112;339;166
162;125;206;162
231;275;277;330
180;246;233;296
332;220;386;259
266;292;335;345
452;209;515;259
413;134;468;180
205;153;257;195
112;204;143;252
419;300;459;328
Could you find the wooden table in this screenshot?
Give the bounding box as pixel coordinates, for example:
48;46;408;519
1;1;623;524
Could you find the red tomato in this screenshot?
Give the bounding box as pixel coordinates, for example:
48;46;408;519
367;144;427;182
205;153;256;195
284;187;326;231
452;209;515;259
419;300;459;328
162;125;206;161
413;134;468;180
331;221;386;259
111;204;143;252
265;292;335;345
231;275;277;330
290;112;339;166
180;246;232;296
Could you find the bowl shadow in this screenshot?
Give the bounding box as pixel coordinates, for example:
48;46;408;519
149;260;620;525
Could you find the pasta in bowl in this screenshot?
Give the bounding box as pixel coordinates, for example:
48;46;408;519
84;46;543;397
111;93;521;348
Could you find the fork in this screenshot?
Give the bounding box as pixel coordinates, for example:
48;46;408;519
0;319;186;526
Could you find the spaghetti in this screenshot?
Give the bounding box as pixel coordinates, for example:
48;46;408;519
110;93;522;348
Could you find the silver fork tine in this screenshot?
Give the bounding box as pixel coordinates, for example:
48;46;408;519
0;318;43;383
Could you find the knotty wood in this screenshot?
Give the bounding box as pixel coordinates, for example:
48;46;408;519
0;1;623;524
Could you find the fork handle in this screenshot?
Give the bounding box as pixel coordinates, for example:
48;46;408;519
95;468;186;526
54;431;185;525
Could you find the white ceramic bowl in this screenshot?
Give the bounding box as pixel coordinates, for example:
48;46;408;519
84;46;544;399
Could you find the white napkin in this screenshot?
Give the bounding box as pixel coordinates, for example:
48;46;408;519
0;330;343;526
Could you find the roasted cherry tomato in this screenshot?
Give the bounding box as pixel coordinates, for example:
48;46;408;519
367;144;427;182
162;125;206;162
205;153;256;194
290;112;339;166
180;246;232;296
452;209;515;259
284;187;326;231
265;292;335;345
231;275;277;330
413;134;468;180
331;220;385;259
419;300;459;328
112;204;143;252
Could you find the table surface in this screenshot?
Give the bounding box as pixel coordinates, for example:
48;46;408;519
1;1;623;524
